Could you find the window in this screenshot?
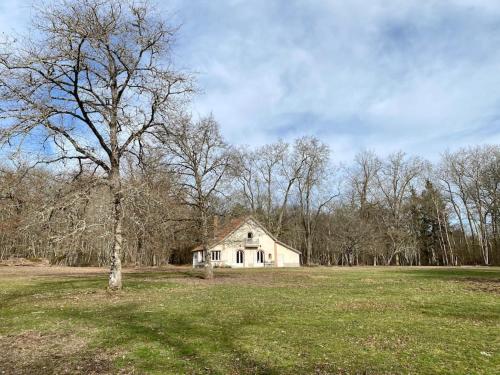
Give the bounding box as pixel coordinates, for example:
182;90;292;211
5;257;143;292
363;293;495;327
236;250;244;264
247;232;253;239
257;250;265;263
211;251;221;261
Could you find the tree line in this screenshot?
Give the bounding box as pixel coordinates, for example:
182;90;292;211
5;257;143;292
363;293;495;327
1;139;498;268
0;1;498;289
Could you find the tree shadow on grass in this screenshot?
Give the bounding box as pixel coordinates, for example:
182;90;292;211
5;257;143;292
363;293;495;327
390;269;500;322
392;267;500;281
48;302;283;374
0;268;210;308
0;277;106;309
0;274;285;374
125;268;204;279
413;299;499;322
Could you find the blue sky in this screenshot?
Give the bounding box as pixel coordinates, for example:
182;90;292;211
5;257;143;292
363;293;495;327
1;0;499;161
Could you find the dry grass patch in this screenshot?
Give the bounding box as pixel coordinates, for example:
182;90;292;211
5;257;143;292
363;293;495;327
459;278;500;294
0;331;129;375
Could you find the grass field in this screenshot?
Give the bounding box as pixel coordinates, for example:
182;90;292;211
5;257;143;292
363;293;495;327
0;266;498;374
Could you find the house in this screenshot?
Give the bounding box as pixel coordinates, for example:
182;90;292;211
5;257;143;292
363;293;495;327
192;216;301;268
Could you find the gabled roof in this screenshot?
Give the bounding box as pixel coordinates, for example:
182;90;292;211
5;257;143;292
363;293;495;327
191;216;301;254
191;216;247;252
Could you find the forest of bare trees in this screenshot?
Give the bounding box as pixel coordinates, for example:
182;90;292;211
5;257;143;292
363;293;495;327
1;142;498;268
0;0;498;286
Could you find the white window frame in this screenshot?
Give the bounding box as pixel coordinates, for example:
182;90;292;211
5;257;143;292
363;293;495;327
257;250;264;263
211;250;221;261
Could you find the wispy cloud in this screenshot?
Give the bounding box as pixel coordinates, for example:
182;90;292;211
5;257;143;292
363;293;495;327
0;1;32;36
2;0;499;161
167;0;500;160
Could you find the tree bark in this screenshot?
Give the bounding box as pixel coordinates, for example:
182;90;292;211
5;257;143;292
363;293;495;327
204;251;214;279
108;170;123;290
201;212;213;279
305;233;313;265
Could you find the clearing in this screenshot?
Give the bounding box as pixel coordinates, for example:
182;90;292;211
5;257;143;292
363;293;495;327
0;266;498;374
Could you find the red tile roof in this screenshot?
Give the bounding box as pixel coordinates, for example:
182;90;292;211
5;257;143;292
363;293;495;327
191;216;248;252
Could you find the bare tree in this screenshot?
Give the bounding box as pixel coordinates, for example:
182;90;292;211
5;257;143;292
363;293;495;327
0;0;192;289
294;137;336;265
256;141;288;229
231;141;306;238
347;151;384;265
231;148;264;214
350;150;381;217
375;152;426;265
122;153;193;266
273;142;309;238
439;146;499;265
161;115;230;279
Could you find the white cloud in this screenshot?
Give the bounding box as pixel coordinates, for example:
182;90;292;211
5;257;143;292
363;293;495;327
0;1;32;36
165;0;500;161
1;0;499;162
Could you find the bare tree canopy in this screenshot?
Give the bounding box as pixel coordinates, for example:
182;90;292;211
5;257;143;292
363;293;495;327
0;0;192;289
160;114;231;278
294;137;337;265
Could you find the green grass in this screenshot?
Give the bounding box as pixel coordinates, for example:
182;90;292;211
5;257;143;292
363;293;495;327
0;266;499;374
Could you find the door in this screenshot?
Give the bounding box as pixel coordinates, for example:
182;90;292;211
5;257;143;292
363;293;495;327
235;250;244;267
256;250;265;267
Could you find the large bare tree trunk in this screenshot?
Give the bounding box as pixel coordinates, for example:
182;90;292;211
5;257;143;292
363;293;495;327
305;234;313;265
201;212;213;279
204;250;214;279
109;170;123;290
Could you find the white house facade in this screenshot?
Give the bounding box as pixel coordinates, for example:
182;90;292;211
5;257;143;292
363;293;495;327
192;217;301;268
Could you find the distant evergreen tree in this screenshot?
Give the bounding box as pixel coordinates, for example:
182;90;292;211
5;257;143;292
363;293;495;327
410;180;451;265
